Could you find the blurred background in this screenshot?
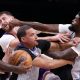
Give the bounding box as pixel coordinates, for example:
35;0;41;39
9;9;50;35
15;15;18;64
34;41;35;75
0;0;80;24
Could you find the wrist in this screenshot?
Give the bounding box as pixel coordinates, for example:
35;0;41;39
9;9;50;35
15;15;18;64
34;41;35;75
50;36;58;41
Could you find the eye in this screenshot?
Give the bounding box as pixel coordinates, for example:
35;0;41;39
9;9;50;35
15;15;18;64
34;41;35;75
31;33;34;36
2;17;6;20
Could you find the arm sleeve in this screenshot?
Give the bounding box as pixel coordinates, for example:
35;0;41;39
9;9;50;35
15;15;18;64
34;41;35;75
59;24;71;33
37;40;51;53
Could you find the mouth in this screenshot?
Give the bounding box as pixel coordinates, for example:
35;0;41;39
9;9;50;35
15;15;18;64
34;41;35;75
3;25;9;30
35;40;38;45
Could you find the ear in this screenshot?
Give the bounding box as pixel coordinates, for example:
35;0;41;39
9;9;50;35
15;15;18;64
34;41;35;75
21;37;25;42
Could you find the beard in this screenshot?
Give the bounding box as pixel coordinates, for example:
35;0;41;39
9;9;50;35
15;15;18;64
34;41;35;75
69;24;79;32
1;25;14;32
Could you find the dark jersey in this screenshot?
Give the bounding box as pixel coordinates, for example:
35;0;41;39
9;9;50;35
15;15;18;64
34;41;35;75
9;40;50;80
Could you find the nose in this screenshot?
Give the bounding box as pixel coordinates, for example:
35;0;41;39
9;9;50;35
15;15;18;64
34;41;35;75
35;34;38;39
72;18;76;23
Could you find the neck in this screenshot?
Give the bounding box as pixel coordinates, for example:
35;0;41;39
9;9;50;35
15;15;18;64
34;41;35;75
22;42;34;49
8;31;16;37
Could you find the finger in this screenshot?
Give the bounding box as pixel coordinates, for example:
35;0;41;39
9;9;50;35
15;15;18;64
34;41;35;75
74;41;79;46
61;36;70;42
19;65;32;72
58;38;65;43
5;48;12;58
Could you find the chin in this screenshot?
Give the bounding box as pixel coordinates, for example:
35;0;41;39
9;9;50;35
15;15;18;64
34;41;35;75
71;22;77;26
35;41;38;46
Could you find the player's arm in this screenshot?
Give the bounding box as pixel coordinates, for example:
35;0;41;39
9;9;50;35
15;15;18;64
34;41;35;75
47;47;78;61
0;60;29;74
37;33;70;42
46;37;80;61
9;19;59;32
48;41;73;52
32;56;72;69
2;38;20;63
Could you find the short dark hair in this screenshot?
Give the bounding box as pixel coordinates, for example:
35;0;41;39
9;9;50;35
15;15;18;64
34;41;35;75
0;11;13;16
17;25;31;42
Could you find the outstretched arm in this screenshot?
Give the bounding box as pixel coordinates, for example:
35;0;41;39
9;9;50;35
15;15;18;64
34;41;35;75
24;23;59;33
47;48;78;61
8;19;59;32
46;37;80;61
32;56;72;69
48;40;74;52
37;33;70;42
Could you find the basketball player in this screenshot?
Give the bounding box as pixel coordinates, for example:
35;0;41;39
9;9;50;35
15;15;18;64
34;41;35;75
9;11;80;80
0;11;80;80
9;25;73;80
50;11;80;80
0;11;73;80
19;11;80;80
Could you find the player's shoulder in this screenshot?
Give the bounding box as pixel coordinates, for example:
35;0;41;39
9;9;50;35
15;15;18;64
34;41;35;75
59;24;71;27
0;34;15;40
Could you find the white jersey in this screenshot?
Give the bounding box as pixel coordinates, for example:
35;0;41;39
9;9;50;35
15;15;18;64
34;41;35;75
0;34;15;52
59;24;71;33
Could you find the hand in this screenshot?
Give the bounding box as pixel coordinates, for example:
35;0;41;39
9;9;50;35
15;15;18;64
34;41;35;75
67;41;75;46
14;65;32;74
55;33;70;43
72;37;80;46
2;47;12;63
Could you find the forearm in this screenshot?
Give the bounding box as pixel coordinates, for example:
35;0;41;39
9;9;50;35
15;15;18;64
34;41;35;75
40;54;71;69
32;57;72;69
14;20;59;32
50;59;72;69
38;36;57;42
47;48;78;61
49;42;62;52
38;35;62;42
0;61;18;72
58;42;73;51
49;41;74;52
